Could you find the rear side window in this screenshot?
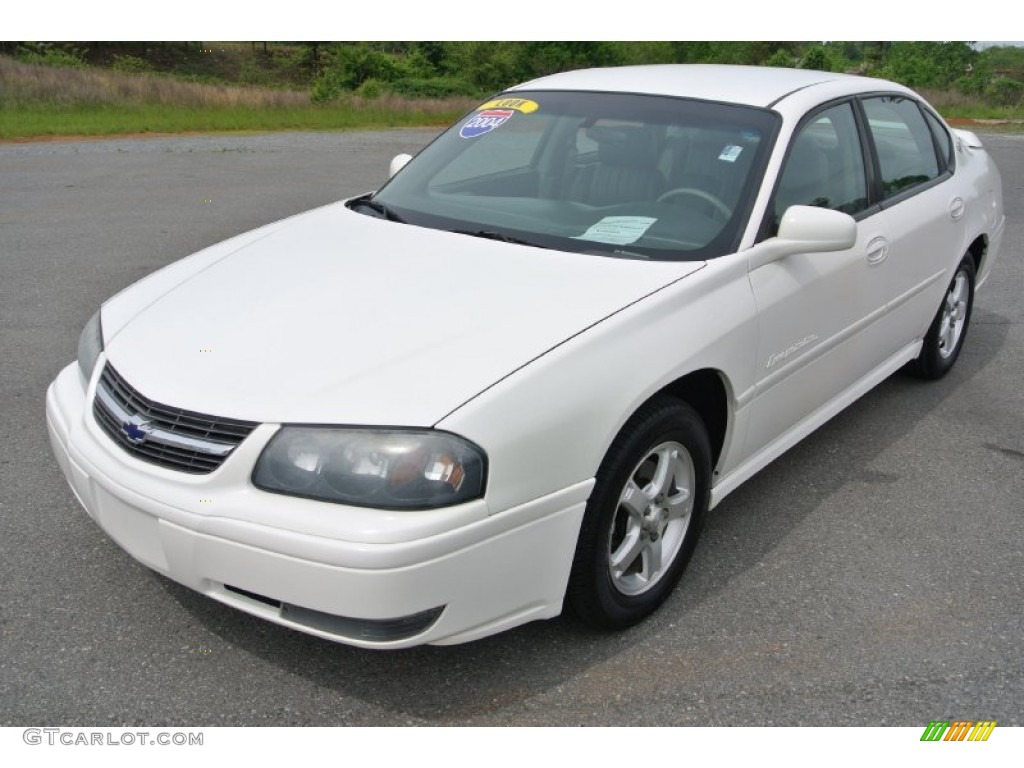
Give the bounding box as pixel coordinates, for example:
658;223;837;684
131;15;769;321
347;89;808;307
922;108;954;171
862;96;940;198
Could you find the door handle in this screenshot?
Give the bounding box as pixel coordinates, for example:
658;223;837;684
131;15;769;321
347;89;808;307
865;236;889;265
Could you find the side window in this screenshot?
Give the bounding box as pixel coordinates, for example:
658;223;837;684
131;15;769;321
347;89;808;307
862;96;940;198
772;102;867;233
922;108;954;171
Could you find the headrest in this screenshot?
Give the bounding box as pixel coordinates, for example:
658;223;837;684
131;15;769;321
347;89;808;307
587;125;659;168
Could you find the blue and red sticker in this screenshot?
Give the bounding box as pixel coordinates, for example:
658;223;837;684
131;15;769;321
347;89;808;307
460;109;515;139
459;98;540;139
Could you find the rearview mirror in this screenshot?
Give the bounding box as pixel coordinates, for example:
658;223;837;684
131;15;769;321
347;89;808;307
389;154;412;178
748;206;857;270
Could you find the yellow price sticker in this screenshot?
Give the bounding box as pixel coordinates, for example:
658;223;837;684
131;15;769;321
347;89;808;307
476;98;540;114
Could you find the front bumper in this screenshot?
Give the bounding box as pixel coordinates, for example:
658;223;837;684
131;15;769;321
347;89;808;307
46;362;591;648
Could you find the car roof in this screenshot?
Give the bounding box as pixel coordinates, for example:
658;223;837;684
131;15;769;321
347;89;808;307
509;64;898;109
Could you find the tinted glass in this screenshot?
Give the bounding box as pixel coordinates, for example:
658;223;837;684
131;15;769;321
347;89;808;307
922;108;954;171
772;101;868;232
431;112;551;185
862;96;940;198
369;91;780;261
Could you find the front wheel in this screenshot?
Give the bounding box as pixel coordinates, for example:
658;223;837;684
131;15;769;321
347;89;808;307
566;397;711;629
909;255;976;380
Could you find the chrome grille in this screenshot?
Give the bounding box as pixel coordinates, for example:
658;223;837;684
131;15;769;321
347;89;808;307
92;364;257;474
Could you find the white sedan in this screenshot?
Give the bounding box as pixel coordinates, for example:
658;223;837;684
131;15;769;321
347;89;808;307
46;65;1005;648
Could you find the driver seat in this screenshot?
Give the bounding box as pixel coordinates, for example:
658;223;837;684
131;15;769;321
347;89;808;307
667;129;755;212
567;126;664;206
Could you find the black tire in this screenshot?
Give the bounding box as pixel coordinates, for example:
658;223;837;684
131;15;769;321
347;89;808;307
566;396;711;629
909;255;976;380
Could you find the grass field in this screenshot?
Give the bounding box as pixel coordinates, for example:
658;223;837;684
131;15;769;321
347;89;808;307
0;102;472;139
919;88;1024;122
1;55;1021;141
0;56;475;139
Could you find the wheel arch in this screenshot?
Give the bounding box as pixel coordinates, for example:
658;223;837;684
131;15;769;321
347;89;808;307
653;368;732;473
966;234;987;276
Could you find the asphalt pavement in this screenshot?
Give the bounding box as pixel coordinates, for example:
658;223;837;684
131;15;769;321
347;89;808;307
1;128;1021;726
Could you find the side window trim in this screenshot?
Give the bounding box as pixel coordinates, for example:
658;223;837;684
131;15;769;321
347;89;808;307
756;91;956;245
851;97;884;207
756;97;871;242
921;103;947;172
858;92;950;206
919;102;956;174
876;168;954;211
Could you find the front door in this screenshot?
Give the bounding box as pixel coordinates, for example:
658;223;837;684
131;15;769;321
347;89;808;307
744;101;882;457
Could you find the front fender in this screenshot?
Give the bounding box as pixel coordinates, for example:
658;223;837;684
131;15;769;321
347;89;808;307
438;254;757;515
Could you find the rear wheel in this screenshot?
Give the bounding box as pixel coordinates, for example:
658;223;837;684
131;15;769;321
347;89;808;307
910;255;975;379
567;396;710;629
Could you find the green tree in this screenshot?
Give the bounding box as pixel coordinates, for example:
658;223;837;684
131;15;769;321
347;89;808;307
881;41;976;88
979;45;1024;80
766;49;796;68
446;42;520;92
984;77;1024;106
413;42;448;73
511;42;624;81
799;45;834;71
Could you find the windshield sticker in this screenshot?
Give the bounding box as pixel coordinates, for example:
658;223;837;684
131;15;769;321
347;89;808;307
460;109;515;139
476;97;539;114
572;216;657;246
718;145;743;163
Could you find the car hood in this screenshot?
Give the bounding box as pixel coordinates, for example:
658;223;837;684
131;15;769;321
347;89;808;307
103;203;703;425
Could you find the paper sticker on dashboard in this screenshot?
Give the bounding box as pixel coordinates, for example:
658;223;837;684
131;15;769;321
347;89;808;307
460;109;515;139
573;216;657;245
718;145;743;162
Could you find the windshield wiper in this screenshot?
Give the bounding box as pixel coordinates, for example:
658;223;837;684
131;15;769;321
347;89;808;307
348;196;406;224
450;229;550;249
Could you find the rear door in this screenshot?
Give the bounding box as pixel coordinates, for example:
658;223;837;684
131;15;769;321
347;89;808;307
856;95;962;350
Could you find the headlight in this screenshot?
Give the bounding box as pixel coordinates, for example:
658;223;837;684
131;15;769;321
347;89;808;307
77;310;103;385
252;427;486;509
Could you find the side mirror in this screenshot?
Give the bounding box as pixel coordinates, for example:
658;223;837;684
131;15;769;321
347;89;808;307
389;153;412;178
748;206;857;270
952;128;984;150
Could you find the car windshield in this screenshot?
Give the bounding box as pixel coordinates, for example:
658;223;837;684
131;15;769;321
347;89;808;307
366;90;779;260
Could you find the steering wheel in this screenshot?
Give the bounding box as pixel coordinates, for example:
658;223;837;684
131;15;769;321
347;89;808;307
656;187;732;219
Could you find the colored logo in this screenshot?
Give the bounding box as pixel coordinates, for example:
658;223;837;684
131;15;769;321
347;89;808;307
920;721;997;742
459;109;515;139
121;415;152;444
476;98;540;114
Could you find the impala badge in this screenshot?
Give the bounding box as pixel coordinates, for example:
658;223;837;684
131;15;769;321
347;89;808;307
767;334;819;369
